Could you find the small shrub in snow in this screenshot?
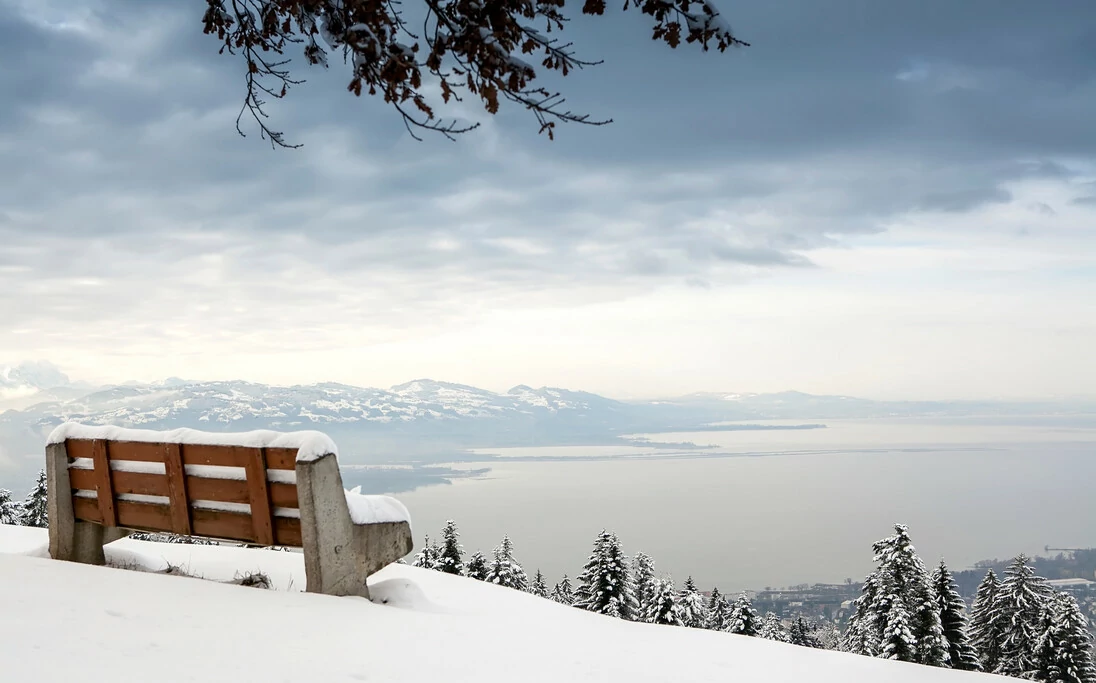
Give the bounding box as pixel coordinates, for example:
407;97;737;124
231;571;273;589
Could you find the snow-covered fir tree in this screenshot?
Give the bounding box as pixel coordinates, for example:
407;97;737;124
969;569;1004;672
727;593;761;636
530;569;549;598
552;574;574;605
20;470;48;528
843;524;948;667
630;551;656;617
1029;591;1096;683
0;488;23;525
759;612;790;642
644;577;684;626
412;535;441;570
437;520;464;575
993;554;1054;678
573;530;638;621
789;617;823;648
465;550;489;581
931;559;981;671
485;535;527;591
706;587;730;631
677;576;708;628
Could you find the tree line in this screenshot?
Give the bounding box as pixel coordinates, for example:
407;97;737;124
413;520;1095;682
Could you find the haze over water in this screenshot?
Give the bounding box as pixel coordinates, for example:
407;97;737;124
396;416;1096;591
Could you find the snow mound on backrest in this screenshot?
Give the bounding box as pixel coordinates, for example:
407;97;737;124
47;422;338;462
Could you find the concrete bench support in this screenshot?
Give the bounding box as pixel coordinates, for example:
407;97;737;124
296;452;413;599
46;442;128;565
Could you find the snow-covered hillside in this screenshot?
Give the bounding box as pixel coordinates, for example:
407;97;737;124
0;525;1005;682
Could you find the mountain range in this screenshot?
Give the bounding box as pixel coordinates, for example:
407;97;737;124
1;361;1093;491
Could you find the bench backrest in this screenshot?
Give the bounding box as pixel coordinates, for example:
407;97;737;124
63;438;303;546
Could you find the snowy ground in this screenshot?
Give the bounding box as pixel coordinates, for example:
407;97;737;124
0;525;1004;682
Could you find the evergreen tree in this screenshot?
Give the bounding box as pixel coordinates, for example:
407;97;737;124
993;554;1053;678
1030;592;1096;683
631;551;657;617
706;587;730;631
411;535;441;570
727;593;761;636
20;470;48;528
0;488;23;525
485;535;528;591
844;571;883;656
759;612;790;642
437;520;464;575
552;574;574;605
842;524;948;666
931;559;980;671
466;550;489;581
530;569;549;598
644;577;684;626
677;576;708;628
789;617;823;648
573;530;638;621
969;569;1004;672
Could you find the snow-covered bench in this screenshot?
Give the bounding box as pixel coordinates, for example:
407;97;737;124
44;423;412;598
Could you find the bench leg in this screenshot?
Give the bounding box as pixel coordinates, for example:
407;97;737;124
47;442;128;564
297;453;372;598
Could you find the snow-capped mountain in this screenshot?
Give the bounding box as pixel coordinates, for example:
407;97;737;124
10;378;620;430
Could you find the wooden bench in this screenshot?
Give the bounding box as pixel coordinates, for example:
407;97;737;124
44;423;412;598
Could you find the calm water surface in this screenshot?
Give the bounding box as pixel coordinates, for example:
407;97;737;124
393;417;1096;592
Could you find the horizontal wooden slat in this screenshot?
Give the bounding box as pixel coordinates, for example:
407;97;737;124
191;508;255;542
185;477;248;505
73;495;101;523
73;467;298;508
115;499;173;532
274;517;301;546
74;495;303;547
269;482;298;509
69;439;167;463
183;478;296;509
263;448;297;470
71;468;169;497
180;444;248;468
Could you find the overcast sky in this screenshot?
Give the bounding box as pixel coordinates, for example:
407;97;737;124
1;0;1094;400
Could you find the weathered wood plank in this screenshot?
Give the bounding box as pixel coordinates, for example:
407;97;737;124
181;444;247;468
70;440;165;463
70;468;168;497
90;440;117;527
190;508;255;542
72;495;101;523
264;448;298;470
183;477;298;509
164;443;191;535
273;517;302;547
244;448;275;546
115;499;172;532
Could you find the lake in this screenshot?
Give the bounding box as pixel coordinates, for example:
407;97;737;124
391;416;1096;593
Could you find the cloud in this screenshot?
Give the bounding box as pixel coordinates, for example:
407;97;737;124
0;0;1095;397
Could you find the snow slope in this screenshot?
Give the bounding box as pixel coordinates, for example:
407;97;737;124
0;525;1004;683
